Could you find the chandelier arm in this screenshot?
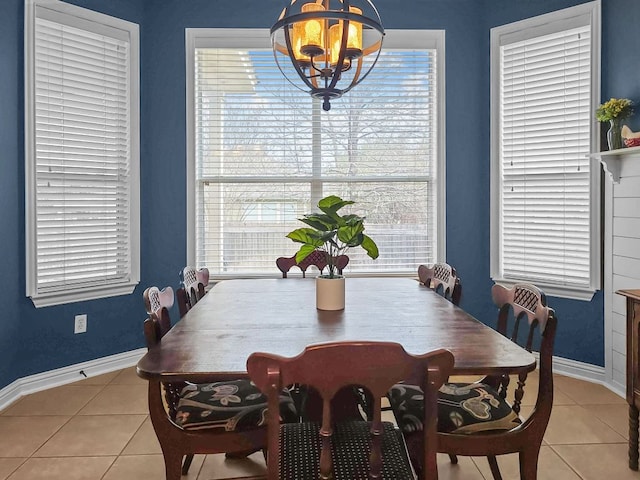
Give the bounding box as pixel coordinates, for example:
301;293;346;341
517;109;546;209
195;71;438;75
273;44;334;81
349;56;364;88
363;38;383;56
349;43;383;88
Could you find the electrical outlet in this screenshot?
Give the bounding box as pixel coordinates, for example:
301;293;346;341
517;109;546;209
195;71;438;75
74;314;87;334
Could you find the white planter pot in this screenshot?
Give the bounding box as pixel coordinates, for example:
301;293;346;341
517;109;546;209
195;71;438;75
316;276;345;311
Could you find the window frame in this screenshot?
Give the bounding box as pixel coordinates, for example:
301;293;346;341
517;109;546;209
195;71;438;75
489;1;601;301
184;28;446;277
24;0;140;307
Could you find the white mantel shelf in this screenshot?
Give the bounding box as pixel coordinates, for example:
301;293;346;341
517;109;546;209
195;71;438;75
590;146;640;183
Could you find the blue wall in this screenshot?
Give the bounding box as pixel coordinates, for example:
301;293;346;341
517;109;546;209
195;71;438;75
0;0;147;390
3;0;636;390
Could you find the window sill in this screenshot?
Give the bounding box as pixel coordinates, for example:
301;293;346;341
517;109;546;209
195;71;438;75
491;277;597;302
29;282;138;308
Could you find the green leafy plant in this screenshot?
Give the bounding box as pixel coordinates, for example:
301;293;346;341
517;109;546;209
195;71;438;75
286;195;379;279
596;98;634;122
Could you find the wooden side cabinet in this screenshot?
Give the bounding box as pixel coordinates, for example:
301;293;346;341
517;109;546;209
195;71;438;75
618;289;640;470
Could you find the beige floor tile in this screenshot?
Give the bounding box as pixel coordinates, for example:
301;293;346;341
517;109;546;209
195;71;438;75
448;375;485;384
472;446;581;480
75;370;120;385
33;414;146;457
198;452;267;479
552;386;578;406
544;405;626;445
78;384;148;415
0;458;25;480
582;403;630;440
554;375;626;405
0;416;69;457
121;417;162;455
507;373;576;407
2;366;635;480
381;409;396;424
6;456;115;480
110;367;146;385
436;453;485;480
552;444;640;480
102;454;205;480
1;385;103;416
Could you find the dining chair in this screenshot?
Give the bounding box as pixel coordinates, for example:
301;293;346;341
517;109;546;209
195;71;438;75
247;341;455;480
388;282;557;480
417;263;462;305
142;285;297;480
276;250;349;278
176;265;209;317
364;262;462;421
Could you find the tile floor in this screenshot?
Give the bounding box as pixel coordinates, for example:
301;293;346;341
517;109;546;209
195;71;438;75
0;367;639;479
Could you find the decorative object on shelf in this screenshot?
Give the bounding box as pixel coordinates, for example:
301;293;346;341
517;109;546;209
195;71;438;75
286;195;379;310
622;125;640;147
608;118;624;151
596;97;634;151
271;0;384;111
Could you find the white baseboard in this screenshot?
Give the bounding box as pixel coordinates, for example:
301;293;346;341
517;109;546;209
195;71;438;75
0;349;624;412
532;352;625;398
0;348;146;411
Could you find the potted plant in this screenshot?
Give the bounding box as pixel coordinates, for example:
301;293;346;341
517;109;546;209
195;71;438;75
286;195;379;310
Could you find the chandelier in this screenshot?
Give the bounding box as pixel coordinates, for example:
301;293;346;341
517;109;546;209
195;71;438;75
271;0;384;111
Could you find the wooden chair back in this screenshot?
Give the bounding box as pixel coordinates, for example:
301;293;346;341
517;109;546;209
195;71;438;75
142;285;175;348
142;284;269;479
248;341;454;480
490;283;557;416
434;283;557;480
177;266;209;317
142;285;189;437
276;250;349;278
418;263;462;305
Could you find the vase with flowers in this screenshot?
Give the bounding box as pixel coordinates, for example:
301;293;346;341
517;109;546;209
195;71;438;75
596;98;634;151
286;195;379;310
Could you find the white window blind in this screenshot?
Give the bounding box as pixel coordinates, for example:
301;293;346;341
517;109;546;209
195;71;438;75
25;0;140;307
491;2;600;299
189;30;444;277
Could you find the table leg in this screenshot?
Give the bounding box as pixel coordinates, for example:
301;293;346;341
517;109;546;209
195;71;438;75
630;404;639;470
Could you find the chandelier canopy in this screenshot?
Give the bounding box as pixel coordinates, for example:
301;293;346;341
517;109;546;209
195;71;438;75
271;0;384;111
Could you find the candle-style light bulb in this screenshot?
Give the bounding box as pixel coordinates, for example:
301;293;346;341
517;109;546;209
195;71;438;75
295;3;325;59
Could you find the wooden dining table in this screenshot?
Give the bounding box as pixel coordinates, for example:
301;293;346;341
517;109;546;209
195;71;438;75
136;277;536;383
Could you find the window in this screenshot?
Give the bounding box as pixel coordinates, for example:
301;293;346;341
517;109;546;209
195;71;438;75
490;1;601;300
25;0;140;307
186;29;445;277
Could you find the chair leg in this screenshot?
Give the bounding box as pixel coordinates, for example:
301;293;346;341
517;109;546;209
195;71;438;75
162;451;183;480
487;455;503;480
181;454;194;475
518;445;541;480
448;454;458;464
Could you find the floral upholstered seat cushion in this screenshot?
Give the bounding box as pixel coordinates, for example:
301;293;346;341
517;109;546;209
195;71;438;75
175;379;297;431
388;382;521;434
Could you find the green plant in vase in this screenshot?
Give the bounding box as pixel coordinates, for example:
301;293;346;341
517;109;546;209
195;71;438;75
596;97;634;151
286;195;379;279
